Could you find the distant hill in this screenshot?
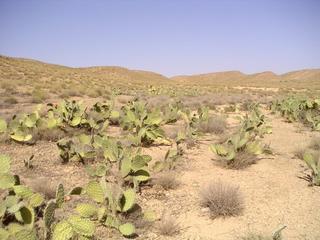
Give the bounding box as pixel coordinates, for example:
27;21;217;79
171;71;246;83
0;55;319;90
171;69;320;88
0;55;170;84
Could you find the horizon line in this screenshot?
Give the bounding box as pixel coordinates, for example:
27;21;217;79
1;53;319;78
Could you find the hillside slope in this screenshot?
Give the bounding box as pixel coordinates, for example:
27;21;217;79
0;55;169;83
0;55;319;94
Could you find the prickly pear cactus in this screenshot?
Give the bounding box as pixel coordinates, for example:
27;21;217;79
55;183;65;208
119;222;135;237
86;181;105;203
44;200;57;229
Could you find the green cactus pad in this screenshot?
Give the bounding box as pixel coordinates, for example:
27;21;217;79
13;185;33;198
0;118;7;133
131;155;147;171
10;132;32;142
7;223;25;234
86;181;105;203
210;144;228;156
246;142;263;155
133;169;150;182
0;154;10;174
29;193;44;208
105;215;120;228
52;220;73;240
55;183;65;208
19;206;35;225
119;223;135;237
0;228;9;240
0;174;15;189
120;188;135;212
68;186;84;195
68;216;95;237
14;229;37;240
76;203;98;218
44;200;57;229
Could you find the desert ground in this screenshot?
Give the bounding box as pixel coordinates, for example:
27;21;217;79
0;55;320;240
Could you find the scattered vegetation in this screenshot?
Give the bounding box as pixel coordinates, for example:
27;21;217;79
0;54;319;238
271;96;320;131
0;154;155;238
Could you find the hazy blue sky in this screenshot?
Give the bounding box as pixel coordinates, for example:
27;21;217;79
0;0;319;76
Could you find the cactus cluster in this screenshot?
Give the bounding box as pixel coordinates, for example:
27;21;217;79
0;154;44;239
210;105;272;168
2;105;43;143
270;96;320;131
0;99;121;144
0;153;154;239
0;98;202;147
120;100;169;146
56;133;153;189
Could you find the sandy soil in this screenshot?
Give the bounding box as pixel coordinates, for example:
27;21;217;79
0;111;319;240
138;113;320;240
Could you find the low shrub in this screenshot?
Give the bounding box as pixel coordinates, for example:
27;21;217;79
153;172;179;190
309;136;320;151
218;151;258;169
198;115;227;134
31;88;47;103
157;214;180;236
4;96;18;104
200;181;244;219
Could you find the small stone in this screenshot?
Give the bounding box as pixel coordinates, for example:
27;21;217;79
201;207;210;213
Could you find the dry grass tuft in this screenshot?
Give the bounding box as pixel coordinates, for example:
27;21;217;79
157;215;180;236
31;88;47;103
117;95;134;104
86;88;101;98
200;180;244;219
293;147;306;160
241;234;274;240
198;115;227;134
309;136;320;151
223;104;237;113
185;137;196;149
4;96;18;104
146;95;171;109
37;128;66;142
153;172;179;190
162;125;183;140
29;178;56;199
218;151;258;169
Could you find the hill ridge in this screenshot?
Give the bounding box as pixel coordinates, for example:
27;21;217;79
0;55;319;89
